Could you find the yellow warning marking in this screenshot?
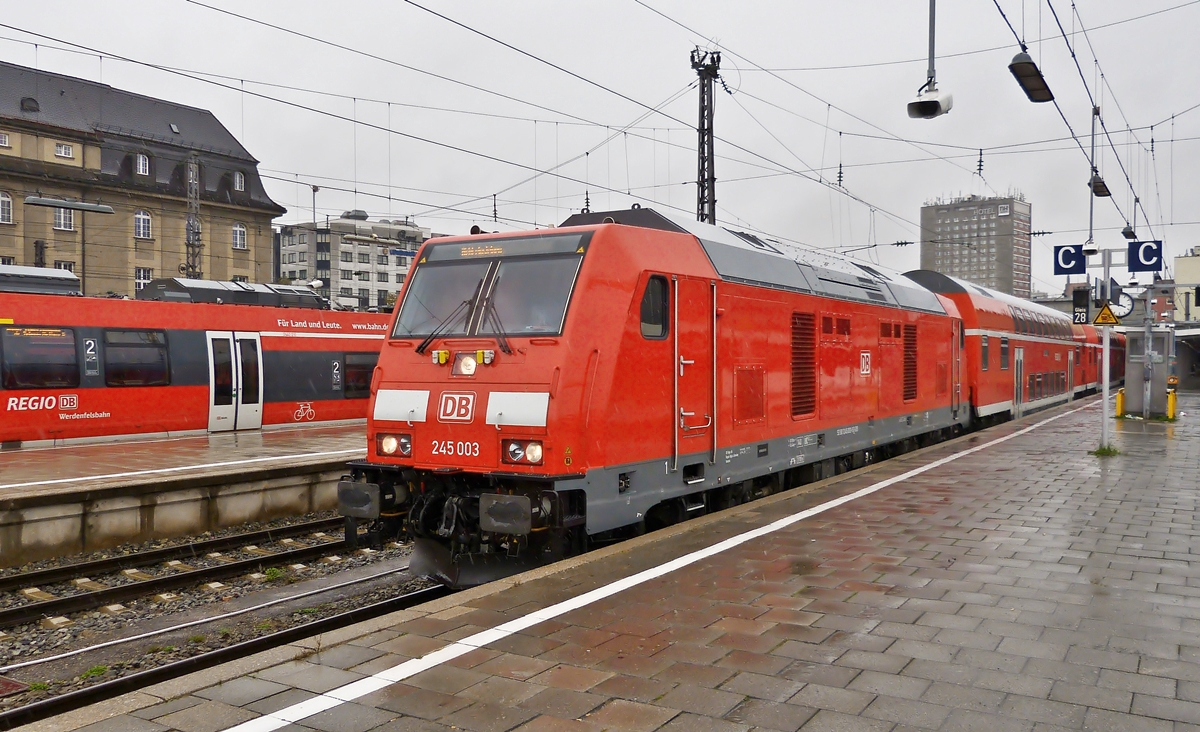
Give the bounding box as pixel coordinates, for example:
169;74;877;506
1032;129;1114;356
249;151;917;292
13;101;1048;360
576;246;585;253
0;318;12;325
564;446;572;455
1093;303;1120;326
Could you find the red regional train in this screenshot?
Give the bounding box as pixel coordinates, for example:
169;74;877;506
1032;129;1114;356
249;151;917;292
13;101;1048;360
0;280;388;447
336;208;1125;586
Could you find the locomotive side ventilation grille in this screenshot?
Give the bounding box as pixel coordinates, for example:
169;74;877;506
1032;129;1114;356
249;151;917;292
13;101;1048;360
791;312;817;416
903;323;918;401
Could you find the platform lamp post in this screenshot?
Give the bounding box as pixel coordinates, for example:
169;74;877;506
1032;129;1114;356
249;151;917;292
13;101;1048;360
24;196;115;295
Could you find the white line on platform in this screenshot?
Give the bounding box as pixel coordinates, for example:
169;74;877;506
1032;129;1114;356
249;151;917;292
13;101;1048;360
0;449;364;490
223;402;1097;732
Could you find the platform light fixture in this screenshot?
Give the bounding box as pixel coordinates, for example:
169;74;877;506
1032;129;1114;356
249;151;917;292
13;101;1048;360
1089;172;1112;198
1008;52;1054;103
1121;224;1137;240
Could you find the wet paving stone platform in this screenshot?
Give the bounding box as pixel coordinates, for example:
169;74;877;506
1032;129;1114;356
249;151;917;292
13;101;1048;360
51;393;1200;732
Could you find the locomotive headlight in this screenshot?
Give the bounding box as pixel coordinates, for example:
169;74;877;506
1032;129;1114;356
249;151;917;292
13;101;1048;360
524;441;543;464
505;441;525;463
376;433;413;457
453;352;477;376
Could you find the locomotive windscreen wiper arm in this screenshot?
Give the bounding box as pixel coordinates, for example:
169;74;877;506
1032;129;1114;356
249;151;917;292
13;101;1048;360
481;296;513;355
415;299;472;355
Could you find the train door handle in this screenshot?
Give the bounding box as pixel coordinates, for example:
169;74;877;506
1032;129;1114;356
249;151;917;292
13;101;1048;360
680;409;712;431
679;355;695;375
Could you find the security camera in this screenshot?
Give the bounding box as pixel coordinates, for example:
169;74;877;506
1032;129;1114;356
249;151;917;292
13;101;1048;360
907;87;953;119
1082;238;1099;256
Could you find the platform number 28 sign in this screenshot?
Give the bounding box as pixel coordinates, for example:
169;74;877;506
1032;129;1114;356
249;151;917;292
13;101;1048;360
860;351;872;376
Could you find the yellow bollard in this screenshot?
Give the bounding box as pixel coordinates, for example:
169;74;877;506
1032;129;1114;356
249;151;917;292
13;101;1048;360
1168;389;1177;421
1115;388;1125;418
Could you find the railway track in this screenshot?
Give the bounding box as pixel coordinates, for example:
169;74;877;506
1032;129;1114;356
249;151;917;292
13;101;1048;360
0;584;451;730
0;517;352;631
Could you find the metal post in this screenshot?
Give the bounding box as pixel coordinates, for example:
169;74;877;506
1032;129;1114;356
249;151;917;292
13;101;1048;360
926;0;937;87
1144;289;1154;420
1088;108;1098;257
691;48;719;224
1101;248;1111;449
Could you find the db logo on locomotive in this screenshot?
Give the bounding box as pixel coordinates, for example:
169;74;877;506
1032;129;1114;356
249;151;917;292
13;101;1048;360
437;392;476;423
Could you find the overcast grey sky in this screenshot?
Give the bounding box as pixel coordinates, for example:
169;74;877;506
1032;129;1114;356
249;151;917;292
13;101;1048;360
3;1;1197;294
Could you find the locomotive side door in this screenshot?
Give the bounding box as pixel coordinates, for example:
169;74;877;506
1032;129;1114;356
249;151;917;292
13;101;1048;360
672;276;714;481
205;331;264;432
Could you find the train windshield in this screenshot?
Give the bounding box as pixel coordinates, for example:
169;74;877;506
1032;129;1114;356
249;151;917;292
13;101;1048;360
393;232;589;339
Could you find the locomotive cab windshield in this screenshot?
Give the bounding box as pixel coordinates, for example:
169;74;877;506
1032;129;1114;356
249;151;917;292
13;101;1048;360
393;232;589;341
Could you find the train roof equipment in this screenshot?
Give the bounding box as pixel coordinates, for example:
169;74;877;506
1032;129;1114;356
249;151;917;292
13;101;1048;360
0;264;82;296
136;277;329;309
560;207;946;314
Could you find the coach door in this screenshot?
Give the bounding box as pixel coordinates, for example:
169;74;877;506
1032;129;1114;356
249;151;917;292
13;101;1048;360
1012;347;1025;418
205;331;264;432
1066;350;1074;401
672;277;715;481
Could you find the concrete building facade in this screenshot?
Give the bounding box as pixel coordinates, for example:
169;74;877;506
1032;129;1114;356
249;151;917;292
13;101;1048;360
0;62;284;296
920;194;1032;298
278;211;429;310
1174;248;1200;322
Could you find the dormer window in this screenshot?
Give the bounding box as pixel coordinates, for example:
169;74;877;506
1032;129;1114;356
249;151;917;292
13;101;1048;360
233;171;245;192
135;153;149;176
54;143;74;159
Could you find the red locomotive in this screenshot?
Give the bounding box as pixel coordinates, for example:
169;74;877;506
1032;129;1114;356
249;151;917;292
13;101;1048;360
337;208;1124;587
0;282;388;447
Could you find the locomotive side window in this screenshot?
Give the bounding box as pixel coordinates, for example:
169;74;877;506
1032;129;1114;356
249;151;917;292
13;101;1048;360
640;276;669;339
1;327;80;389
980;335;989;371
344;353;378;398
1000;337;1010;370
104;330;170;387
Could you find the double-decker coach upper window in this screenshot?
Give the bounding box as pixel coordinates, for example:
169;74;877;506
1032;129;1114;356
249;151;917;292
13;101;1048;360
393;260;490;337
104;330;170;387
344;353;378;399
640;276;669;339
0;327;80;389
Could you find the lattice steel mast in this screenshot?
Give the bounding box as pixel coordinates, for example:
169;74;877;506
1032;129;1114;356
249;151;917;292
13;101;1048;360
185;154;203;279
692;48;720;224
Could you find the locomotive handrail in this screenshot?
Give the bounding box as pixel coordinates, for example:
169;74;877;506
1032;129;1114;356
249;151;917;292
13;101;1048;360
680;409;712;431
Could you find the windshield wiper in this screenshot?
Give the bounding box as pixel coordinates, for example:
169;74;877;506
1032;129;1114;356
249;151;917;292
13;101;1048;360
481;296;513;355
415;299;471;355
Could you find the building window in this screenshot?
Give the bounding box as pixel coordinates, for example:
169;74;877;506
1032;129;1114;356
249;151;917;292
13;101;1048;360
0;192;11;224
232;223;247;250
378;290;390;307
356;271;369;281
340;251;353;262
54;208;74;231
233;171;245;191
54;260;75;272
0;132;9;148
298;251;307;263
339;287;352;296
134;210;152;239
358;288;369;301
298;269;307;280
134;267;153;290
316;251;329;262
357;253;370;264
0;256;14;266
135;153;149;176
340;269;352;280
231;275;249;283
378;272;389;283
377;254;388;265
54;142;74;159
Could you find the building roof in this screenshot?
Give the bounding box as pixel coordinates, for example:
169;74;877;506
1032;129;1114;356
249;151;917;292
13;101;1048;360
0;61;255;162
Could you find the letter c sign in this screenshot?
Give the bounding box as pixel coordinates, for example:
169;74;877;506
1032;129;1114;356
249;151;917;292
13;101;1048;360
1054;245;1086;275
1128;240;1163;272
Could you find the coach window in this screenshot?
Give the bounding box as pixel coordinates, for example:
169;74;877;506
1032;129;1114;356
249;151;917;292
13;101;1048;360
640;276;669;339
1000;337;1010;370
980;335;989;371
103;330;170;386
344;353;378;399
1;326;80;389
